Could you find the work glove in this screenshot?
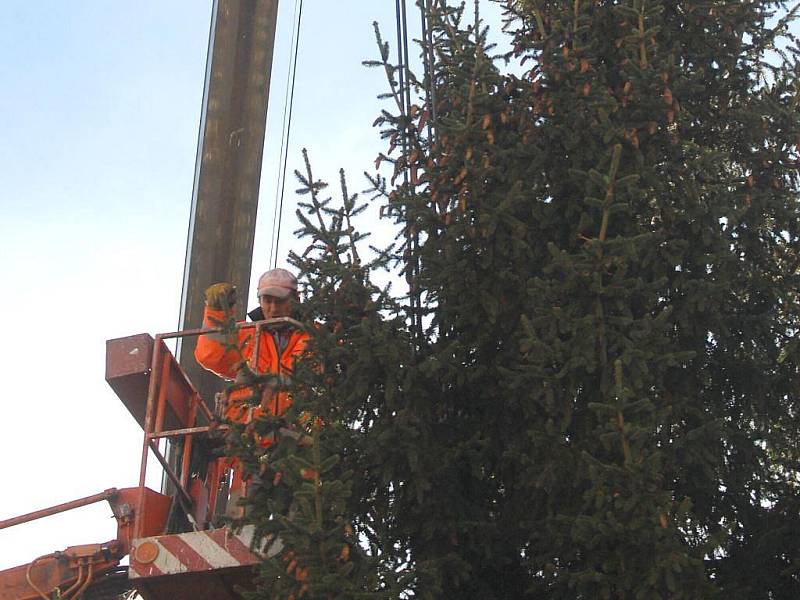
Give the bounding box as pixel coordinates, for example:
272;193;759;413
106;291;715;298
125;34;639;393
204;282;237;310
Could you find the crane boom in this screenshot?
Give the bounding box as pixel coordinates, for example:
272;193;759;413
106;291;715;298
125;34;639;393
178;0;280;404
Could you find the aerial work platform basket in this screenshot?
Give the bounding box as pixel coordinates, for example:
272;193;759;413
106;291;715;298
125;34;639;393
0;319;294;600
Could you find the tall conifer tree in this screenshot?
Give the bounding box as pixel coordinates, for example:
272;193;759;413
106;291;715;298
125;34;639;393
228;1;800;597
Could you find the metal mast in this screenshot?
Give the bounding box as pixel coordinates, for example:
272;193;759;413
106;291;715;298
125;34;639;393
177;0;280;402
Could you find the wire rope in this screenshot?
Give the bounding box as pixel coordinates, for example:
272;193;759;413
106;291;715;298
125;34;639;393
420;0;437;138
394;0;406;117
394;0;425;344
269;0;304;269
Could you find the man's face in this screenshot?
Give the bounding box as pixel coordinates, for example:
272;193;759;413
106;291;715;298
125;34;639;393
259;293;294;319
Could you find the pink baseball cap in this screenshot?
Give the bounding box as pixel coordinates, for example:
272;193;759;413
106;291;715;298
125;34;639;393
257;268;297;299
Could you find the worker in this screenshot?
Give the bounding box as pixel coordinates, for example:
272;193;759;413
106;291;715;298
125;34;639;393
196;266;310;419
195;267;311;514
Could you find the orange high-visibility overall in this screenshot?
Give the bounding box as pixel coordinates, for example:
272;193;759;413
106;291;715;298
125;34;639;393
195;306;310;498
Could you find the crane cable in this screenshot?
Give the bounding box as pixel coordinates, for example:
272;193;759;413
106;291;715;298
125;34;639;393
269;0;433;275
269;0;304;269
395;0;428;343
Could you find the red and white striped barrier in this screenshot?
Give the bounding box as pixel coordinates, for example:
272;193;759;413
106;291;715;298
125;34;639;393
129;525;282;579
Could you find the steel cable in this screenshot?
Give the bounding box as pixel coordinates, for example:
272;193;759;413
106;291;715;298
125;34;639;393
269;0;305;269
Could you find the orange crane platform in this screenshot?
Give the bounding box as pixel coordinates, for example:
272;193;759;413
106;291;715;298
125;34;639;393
0;0;286;595
0;320;293;600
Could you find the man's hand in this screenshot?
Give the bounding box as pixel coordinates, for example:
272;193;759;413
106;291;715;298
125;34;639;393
205;282;237;310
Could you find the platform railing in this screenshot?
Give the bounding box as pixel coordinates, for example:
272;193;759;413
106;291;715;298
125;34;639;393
134;317;305;539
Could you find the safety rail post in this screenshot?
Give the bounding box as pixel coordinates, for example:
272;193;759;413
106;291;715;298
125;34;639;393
149;425;224;438
180;392;200;489
140;334;199;535
135;336;163;539
251;321;263;370
153;356;172;434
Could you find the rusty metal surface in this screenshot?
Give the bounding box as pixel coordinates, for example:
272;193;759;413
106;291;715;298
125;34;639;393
149;424;225;439
161;316;305;340
105;334;155;427
105;333;154;378
0;542;124;600
177;0;280;405
112;487;173;549
137;337;168;538
0;485;170;552
106;334;209;431
129;524;282;599
133;333;223;537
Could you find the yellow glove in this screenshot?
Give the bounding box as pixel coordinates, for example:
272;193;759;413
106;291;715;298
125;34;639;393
204;282;237;310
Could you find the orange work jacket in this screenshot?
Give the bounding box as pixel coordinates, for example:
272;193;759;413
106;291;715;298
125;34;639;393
194;307;310;423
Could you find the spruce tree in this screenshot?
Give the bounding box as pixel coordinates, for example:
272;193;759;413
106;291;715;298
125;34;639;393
225;1;800;597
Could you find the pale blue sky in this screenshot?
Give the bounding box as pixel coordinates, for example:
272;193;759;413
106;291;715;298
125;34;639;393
0;0;438;569
5;0;787;575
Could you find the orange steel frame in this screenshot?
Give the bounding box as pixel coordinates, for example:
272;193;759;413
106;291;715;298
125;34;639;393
0;487;168;600
0;316;303;600
134;316;304;538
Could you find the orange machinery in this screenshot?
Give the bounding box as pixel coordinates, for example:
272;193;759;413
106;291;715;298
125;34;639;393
0;1;286;595
0;319;293;600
